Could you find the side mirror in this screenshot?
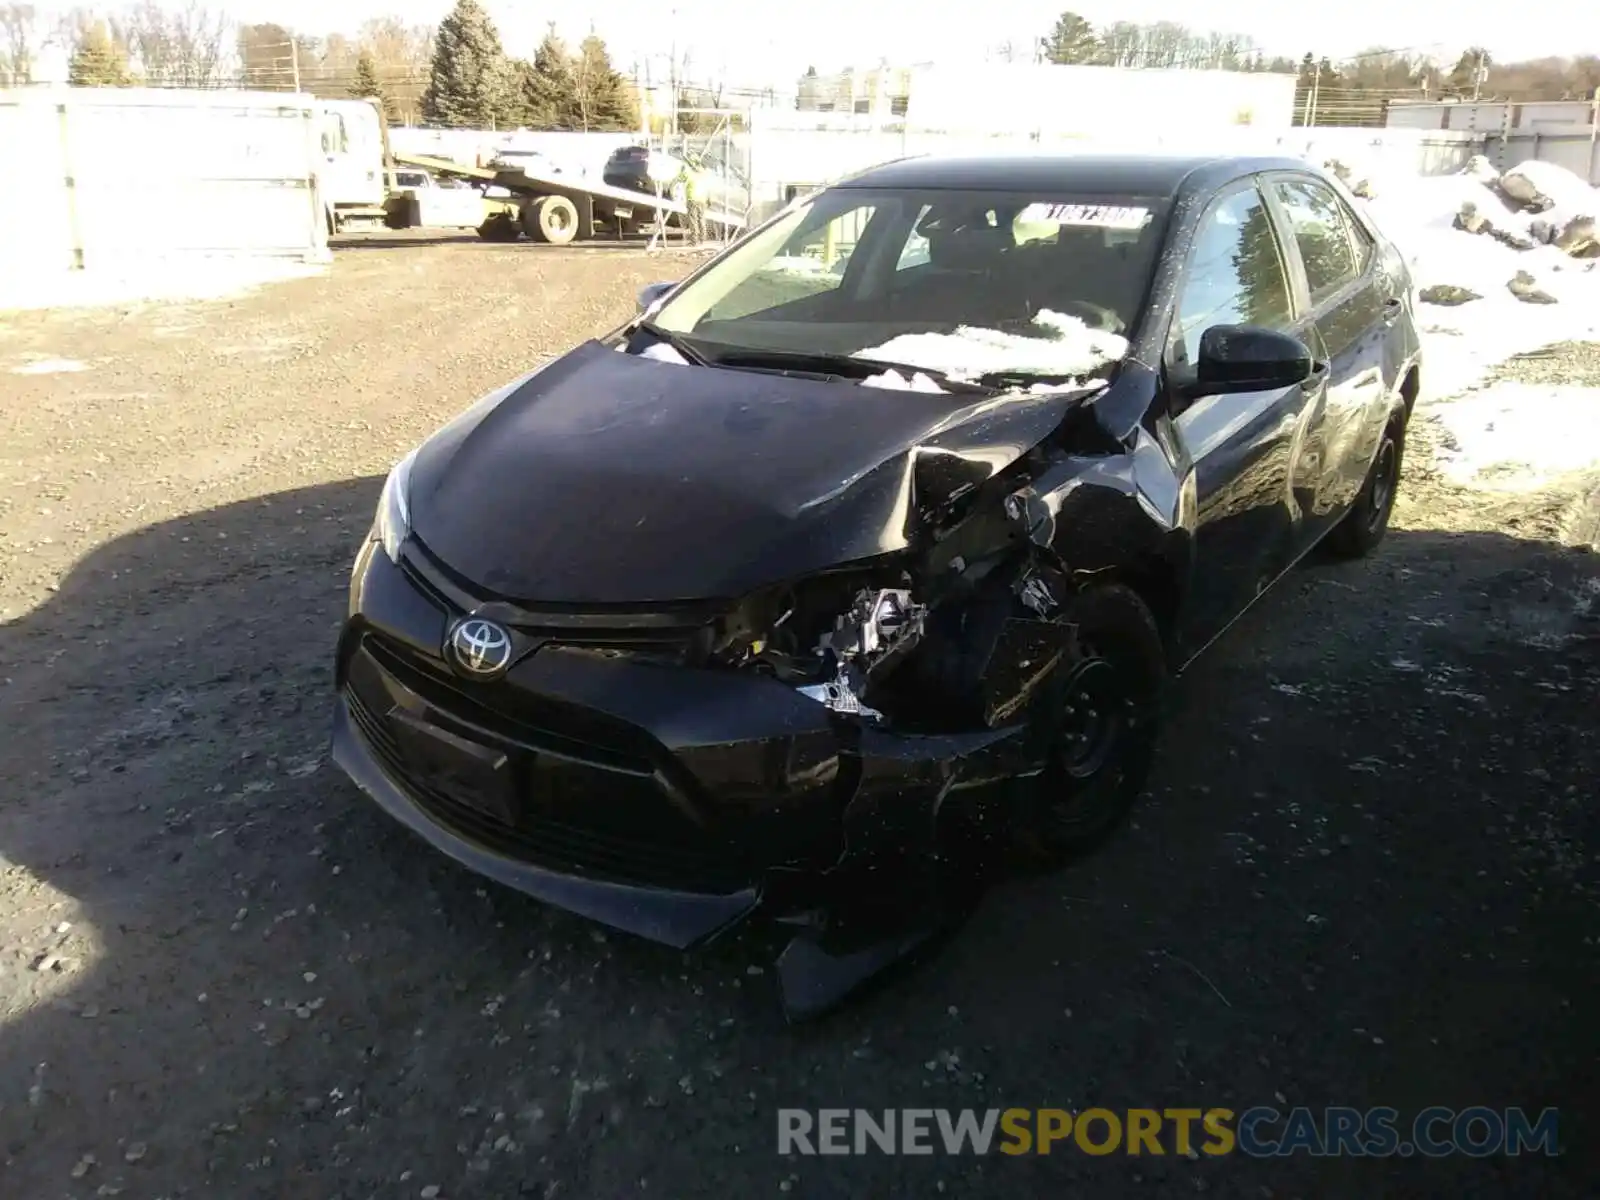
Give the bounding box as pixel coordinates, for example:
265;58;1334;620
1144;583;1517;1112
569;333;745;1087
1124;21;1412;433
637;280;676;314
1192;325;1314;396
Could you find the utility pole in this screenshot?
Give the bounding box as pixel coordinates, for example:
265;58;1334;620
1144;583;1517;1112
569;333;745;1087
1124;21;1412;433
1472;50;1487;101
668;7;679;139
290;39;301;93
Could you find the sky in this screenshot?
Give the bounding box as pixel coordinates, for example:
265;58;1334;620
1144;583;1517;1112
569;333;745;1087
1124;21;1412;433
79;0;1600;89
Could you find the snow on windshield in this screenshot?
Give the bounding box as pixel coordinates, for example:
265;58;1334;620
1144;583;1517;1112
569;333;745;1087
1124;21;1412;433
855;309;1130;383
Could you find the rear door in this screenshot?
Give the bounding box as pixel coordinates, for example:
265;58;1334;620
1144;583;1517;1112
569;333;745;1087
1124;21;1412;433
1165;179;1329;653
1263;173;1391;532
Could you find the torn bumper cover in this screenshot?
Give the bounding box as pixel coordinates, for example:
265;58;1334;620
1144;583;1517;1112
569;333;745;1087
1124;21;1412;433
332;544;1052;1006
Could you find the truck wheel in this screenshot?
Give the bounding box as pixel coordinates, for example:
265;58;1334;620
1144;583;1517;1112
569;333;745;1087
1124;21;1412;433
477;213;519;242
529;195;579;245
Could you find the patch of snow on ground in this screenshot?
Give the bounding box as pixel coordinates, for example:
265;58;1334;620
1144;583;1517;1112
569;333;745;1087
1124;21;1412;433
1430;385;1600;491
857;310;1128;382
0;257;327;314
10;358;88;375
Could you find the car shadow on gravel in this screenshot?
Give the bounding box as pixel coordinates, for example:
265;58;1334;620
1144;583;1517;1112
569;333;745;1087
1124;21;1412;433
1;478;1596;1199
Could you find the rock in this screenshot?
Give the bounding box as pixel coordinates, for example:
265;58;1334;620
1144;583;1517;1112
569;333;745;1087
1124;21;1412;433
1454;202;1490;235
1487;226;1537;251
1323;158;1375;198
1419;284;1481;306
1507;271;1558;304
1554;214;1597;257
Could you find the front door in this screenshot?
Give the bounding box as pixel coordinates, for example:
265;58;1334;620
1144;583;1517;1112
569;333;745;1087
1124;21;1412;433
1264;173;1391;536
1165;180;1328;656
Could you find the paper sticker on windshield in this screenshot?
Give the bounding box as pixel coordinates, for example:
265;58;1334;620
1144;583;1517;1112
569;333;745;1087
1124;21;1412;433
1018;203;1152;230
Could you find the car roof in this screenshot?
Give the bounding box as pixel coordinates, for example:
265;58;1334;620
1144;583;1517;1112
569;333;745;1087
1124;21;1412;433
832;153;1319;198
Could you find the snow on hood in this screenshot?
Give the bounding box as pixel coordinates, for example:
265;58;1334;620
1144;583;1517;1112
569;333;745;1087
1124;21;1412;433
855;309;1129;384
860;367;947;393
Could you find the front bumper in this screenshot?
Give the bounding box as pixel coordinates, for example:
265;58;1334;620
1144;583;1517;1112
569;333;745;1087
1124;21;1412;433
332;537;1030;953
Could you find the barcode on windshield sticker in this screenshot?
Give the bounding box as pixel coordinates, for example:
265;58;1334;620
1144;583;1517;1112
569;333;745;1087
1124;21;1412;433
1018;203;1152;230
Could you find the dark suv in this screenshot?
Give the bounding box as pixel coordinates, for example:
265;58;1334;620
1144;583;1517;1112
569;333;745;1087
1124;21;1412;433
601;145;664;196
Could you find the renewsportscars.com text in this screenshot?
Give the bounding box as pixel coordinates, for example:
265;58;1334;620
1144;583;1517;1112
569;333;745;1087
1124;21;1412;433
776;1106;1561;1158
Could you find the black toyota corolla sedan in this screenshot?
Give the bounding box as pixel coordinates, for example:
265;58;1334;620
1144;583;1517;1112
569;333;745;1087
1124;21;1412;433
332;153;1422;1017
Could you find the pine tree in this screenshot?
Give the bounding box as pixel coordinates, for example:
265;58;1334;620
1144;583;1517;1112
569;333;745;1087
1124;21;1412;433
350;50;383;100
69;21;133;87
1040;12;1102;65
420;0;511;128
515;26;580;130
573;33;639;132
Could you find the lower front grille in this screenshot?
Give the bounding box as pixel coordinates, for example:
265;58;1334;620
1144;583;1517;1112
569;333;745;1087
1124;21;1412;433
344;671;751;895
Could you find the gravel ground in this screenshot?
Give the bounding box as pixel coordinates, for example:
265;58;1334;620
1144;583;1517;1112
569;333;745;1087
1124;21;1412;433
1;237;1596;1198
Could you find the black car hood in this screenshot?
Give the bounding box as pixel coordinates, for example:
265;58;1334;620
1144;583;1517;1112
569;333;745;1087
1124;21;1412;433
408;339;1100;604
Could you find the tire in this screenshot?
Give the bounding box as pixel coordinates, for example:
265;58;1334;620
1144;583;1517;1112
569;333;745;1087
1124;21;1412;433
1013;584;1167;866
529;195;579;246
477;212;520;242
1325;414;1405;559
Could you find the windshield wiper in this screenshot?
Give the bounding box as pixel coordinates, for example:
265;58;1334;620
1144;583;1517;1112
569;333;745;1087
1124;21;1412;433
636;320;713;367
970;369;1102;391
710;347;995;393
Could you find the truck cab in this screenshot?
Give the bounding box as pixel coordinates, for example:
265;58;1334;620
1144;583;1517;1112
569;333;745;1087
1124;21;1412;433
316;99;387;230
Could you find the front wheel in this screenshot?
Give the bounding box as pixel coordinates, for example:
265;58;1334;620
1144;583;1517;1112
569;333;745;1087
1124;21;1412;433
1326;415;1405;559
1014;584;1167;866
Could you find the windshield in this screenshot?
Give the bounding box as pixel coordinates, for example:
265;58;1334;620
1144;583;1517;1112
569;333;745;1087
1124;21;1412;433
649;185;1170;382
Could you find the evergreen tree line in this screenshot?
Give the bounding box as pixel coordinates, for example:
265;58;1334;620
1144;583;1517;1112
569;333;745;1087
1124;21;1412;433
418;0;636;131
61;0;637;132
1039;10;1600;126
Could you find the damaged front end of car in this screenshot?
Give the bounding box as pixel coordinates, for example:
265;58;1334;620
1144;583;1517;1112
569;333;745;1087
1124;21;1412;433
687;431;1121;1019
341;341;1169;1021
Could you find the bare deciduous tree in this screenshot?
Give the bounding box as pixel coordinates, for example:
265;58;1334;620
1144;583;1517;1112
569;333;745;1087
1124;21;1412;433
122;1;230;87
0;3;38;84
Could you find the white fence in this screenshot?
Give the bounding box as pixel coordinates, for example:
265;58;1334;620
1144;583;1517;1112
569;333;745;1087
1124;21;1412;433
1488;130;1600;185
0;87;327;278
737;126;1485;206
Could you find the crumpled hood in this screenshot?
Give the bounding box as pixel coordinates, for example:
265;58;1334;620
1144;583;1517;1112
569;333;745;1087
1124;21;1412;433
408;339;1098;604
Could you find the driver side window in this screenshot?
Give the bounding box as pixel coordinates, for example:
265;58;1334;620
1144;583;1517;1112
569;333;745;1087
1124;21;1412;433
1174;185;1294;367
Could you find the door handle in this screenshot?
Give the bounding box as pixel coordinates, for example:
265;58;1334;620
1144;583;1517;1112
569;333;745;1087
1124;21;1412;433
1381;297;1403;324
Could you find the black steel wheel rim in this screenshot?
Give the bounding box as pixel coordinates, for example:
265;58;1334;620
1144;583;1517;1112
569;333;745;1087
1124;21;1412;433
1057;654;1128;781
1368;438;1398;531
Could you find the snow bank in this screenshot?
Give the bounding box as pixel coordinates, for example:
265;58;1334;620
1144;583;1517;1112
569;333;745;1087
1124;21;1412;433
0;258;327;314
1358;171;1600;399
857;310;1128;383
1354;161;1600;496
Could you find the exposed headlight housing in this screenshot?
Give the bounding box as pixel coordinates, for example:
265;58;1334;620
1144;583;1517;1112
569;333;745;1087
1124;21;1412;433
374;447;418;563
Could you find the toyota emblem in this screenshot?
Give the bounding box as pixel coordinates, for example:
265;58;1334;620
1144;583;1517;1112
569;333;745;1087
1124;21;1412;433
447;617;513;679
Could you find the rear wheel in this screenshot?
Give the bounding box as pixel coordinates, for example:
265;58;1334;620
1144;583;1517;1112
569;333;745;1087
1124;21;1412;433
1014;584;1166;865
527;195;579;245
1326;414;1405;559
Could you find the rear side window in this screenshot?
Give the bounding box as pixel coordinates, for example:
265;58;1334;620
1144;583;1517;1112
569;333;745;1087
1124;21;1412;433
1270;177;1360;304
1174;185;1294;365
